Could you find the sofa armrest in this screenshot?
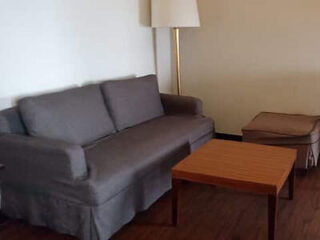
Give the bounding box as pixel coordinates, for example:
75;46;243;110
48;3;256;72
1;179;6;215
0;134;88;183
160;93;203;116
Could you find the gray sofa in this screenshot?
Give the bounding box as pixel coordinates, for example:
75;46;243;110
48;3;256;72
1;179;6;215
0;75;214;240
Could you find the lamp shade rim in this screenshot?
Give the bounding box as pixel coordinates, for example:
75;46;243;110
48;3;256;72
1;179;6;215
151;0;200;28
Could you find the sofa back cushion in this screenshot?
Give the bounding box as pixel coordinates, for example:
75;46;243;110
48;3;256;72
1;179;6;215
0;107;27;135
101;75;164;131
18;85;116;145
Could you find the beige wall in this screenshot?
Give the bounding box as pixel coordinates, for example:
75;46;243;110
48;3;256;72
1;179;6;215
0;0;172;110
180;0;320;135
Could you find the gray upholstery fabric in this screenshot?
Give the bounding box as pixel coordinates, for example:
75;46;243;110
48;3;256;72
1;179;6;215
84;115;214;204
18;85;116;145
2;119;212;240
0;115;213;204
0;87;215;240
0;134;87;182
2;156;183;240
190;132;215;152
160;93;203;116
0;107;26;135
101;75;164;131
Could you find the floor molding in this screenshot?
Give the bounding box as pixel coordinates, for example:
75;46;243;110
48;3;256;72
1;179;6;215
215;132;242;142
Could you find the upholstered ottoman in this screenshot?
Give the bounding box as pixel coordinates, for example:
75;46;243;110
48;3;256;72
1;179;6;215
242;112;320;170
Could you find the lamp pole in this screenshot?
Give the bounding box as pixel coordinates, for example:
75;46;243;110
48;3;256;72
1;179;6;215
151;0;200;96
173;27;182;96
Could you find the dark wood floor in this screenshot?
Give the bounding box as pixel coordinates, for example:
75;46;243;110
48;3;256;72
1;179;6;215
1;168;320;240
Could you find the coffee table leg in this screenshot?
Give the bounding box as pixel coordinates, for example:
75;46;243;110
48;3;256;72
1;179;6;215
268;194;278;240
289;164;295;200
172;179;181;226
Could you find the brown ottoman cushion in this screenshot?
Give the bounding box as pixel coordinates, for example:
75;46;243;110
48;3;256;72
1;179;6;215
242;112;320;169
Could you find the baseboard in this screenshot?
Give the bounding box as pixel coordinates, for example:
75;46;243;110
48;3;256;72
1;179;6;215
215;132;242;142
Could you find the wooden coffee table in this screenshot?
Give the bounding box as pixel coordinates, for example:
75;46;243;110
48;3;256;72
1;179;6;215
171;139;296;240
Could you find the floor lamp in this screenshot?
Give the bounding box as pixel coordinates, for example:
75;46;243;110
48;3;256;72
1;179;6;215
151;0;200;96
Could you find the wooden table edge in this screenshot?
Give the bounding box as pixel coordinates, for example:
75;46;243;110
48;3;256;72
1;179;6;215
172;154;296;195
172;169;279;195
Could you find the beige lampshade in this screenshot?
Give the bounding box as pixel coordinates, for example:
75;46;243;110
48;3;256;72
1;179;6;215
151;0;200;28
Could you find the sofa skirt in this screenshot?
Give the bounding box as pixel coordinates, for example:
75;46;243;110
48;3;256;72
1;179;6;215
2;161;173;240
2;133;212;240
242;112;320;170
1;134;212;240
242;136;320;170
280;140;320;170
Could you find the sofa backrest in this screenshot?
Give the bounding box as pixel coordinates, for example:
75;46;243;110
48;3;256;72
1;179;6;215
18;85;116;146
100;75;164;131
0;107;27;135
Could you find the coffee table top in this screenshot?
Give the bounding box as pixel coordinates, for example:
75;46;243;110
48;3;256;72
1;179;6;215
172;140;296;195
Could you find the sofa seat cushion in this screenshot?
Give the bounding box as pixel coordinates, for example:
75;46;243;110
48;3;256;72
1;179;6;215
84;115;214;205
18;85;116;146
242;112;320;145
100;75;164;131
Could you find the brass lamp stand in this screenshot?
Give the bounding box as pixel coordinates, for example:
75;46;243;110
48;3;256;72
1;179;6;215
151;0;200;96
173;28;182;96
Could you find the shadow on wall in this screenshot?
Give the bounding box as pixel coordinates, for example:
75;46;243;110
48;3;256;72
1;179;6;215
138;0;159;76
186;71;320;134
83;75;136;86
0;75;137;110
